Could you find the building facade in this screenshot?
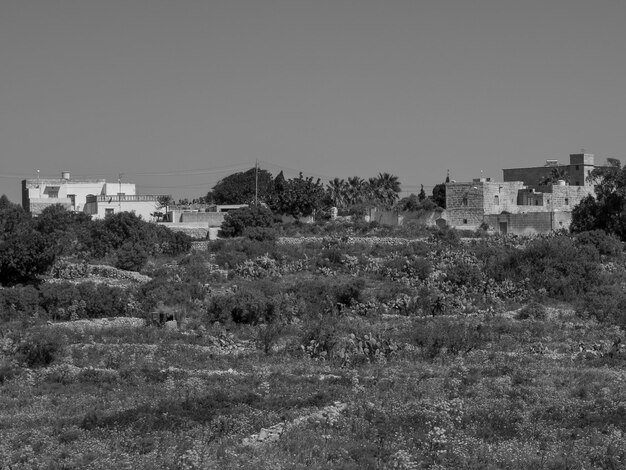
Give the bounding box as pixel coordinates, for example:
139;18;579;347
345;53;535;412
22;171;163;220
445;153;600;235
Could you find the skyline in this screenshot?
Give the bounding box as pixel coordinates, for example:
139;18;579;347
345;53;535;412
2;0;626;203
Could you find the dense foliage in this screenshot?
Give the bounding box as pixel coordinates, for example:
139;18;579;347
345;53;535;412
0;199;191;285
570;158;626;240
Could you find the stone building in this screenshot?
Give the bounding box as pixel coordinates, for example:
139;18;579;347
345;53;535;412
445;153;601;235
22;171;164;220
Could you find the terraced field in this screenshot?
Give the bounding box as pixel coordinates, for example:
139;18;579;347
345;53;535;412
2;232;626;469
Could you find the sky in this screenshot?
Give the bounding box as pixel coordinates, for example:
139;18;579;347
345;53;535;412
1;0;626;203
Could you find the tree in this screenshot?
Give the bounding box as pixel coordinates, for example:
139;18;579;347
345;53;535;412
397;194;421;212
366;173;402;208
418;185;427;202
269;173;327;218
157;195;174;212
0;230;56;285
326;178;349;209
570;159;626;239
0;198;31;241
432;183;446;209
212;168;274;205
345;176;365;206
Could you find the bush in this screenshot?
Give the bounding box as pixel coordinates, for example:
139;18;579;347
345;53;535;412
0;285;40;321
412;317;489;359
431;226;460;246
219;206;275;238
577;285;626;326
575;230;623;258
0;230;57;285
516;301;547;320
115;242;149;272
15;329;64;368
207;287;277;324
334;278;366;307
243;226;278;242
444;260;483;287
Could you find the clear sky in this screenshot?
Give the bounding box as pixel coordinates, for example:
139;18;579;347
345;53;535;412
2;0;625;203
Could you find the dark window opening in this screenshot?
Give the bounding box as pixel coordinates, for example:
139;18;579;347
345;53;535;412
565;198;569;205
463;219;468;224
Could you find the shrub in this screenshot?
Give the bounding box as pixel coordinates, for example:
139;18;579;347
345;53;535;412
300;310;341;359
207;287;277;324
444;260;483;287
412;317;489;359
115;242;149;272
576;285;626;326
431;226;460;246
334;278;366;307
0;230;57;285
219;206;274;238
516;301;547;320
0;285;40;321
575;230;623;258
15;329;64;368
243;226;278;242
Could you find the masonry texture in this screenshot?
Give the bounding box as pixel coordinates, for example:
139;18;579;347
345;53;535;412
445;153;599;235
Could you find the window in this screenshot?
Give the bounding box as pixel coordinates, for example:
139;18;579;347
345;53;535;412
494;195;499;205
462;197;468;206
105;208;114;216
576;165;579;170
565;198;569;205
48;191;58;198
463;219;468;224
68;194;76;208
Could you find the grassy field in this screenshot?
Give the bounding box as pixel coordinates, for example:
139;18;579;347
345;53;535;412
2;230;626;469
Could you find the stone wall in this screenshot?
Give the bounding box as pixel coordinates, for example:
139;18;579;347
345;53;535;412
484;211;573;235
180;212;226;226
445;182;485;229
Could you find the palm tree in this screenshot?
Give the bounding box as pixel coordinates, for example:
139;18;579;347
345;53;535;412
376;172;401;194
370;173;401;207
346;176;366;205
326;178;348;208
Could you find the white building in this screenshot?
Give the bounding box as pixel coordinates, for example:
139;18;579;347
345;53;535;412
22;171;164;221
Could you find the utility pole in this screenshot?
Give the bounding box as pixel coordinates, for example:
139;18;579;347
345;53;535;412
118;173;123;212
255;159;259;207
37;169;41;198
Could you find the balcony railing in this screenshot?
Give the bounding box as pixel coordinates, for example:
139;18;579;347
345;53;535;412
86;195;160;203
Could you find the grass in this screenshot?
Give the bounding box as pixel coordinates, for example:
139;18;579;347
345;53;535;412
2;233;626;468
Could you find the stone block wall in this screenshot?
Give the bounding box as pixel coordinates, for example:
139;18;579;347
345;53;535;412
179;212;226;226
484;211;574;235
481;182;526;214
445;182;485;229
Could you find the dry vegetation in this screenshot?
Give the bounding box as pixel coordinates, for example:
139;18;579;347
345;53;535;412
2;222;626;469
